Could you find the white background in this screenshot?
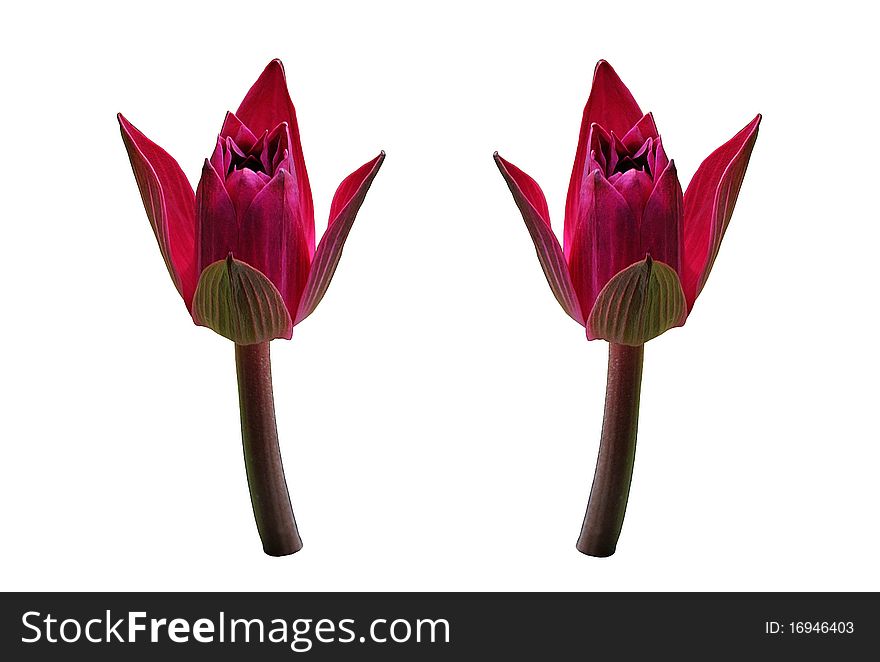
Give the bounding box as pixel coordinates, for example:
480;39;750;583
1;0;878;592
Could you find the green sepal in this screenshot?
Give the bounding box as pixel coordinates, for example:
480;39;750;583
586;256;687;346
191;255;292;345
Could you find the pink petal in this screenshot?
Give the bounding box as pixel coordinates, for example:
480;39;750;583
569;171;639;319
609;168;654;224
236;59;314;251
294;152;386;325
582;122;613;182
195;160;238;275
219;112;258;151
682;114;761;309
620;113;659;152
225;167;271;219
565;61;644;248
118;113;197;307
640;160;683;274
209;137;229;178
494;153;585;327
581;61;644;136
649;138;669;179
237;169;311;316
265;122;295;175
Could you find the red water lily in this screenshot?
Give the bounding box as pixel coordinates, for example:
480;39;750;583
118;59;384;557
496;60;761;557
119;59;384;344
495;60;760;345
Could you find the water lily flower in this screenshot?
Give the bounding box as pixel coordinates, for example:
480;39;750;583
495;60;760;556
495;60;759;345
119;59;384;345
119;60;384;556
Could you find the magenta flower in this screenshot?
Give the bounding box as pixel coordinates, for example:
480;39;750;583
495;60;760;345
119;60;383;556
119;59;384;345
495;61;760;557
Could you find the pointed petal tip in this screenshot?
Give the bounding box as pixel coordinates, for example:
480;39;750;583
257;59;289;87
737;114;762;139
201;157;226;184
593;59;623;82
494;152;512;171
117;112;135;134
359;151;385;173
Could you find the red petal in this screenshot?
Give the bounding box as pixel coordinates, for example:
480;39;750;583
640;160;683;274
225;167;271;219
237;169;311;316
294;152;385;325
620;113;659;152
608;168;654;224
494;153;585;326
236;59;314;248
118;113;197;307
195;160;238;275
219;112;258;151
568;171;639;319
565;61;644;249
682;114;761;309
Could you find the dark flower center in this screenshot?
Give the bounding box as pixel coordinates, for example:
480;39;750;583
612;146;652;177
231;152;268;174
219;125;291;179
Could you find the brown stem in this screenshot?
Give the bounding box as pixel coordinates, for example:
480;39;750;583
235;342;302;556
576;343;644;557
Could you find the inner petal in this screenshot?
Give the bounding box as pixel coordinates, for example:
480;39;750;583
225;168;271;219
265;123;295;176
610;169;654;222
220;111;258;152
620;113;659;152
586;123;614;176
613;137;653;176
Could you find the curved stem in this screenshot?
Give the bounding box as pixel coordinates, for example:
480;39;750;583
577;343;644;557
235;342;302;556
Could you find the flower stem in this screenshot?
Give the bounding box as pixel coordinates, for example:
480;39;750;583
576;342;644;557
235;342;302;557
